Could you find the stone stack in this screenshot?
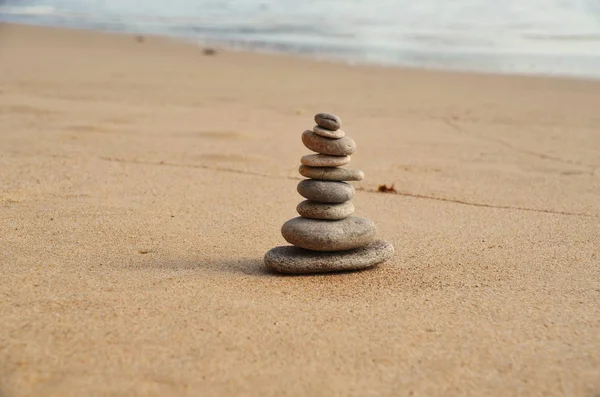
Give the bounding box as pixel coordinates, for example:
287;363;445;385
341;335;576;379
264;112;394;274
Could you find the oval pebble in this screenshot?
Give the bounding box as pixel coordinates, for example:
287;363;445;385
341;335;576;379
302;130;356;156
314;112;341;131
313;125;345;139
296;200;354;220
281;216;377;251
265;240;394;274
299;165;363;181
297;179;354;203
300;154;350;167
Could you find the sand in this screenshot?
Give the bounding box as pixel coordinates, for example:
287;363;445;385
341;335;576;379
0;23;599;396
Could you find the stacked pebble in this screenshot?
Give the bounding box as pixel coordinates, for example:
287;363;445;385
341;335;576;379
264;112;394;274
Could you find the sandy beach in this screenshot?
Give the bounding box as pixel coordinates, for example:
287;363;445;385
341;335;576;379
1;23;599;396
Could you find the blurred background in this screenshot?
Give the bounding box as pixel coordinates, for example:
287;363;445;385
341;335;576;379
1;0;600;78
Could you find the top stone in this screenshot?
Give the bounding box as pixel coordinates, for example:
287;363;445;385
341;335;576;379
302;130;356;156
314;112;341;131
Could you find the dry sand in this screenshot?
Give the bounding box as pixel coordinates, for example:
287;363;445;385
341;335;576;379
0;23;599;396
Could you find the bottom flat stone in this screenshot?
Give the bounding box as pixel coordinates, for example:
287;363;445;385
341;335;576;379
264;240;394;274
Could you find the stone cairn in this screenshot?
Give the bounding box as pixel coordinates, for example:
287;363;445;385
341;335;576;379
264;112;394;274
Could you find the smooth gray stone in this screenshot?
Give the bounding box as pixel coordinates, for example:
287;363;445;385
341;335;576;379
297;179;354;203
313;125;345;139
314;112;342;131
302;130;356;156
299;165;364;181
296;200;354;220
300;154;350;167
264;240;394;274
281;216;376;251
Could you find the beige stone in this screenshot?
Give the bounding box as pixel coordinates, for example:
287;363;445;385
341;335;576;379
265;240;394;274
313;125;345;139
302;130;356;156
281;216;376;251
296;200;354;220
300;154;350;167
299;165;363;181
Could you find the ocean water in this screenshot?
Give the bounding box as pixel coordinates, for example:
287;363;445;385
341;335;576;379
1;0;600;79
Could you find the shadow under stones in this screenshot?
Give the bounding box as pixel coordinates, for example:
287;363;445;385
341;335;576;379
210;258;274;276
203;257;383;278
145;256;275;277
273;265;382;278
148;256;382;278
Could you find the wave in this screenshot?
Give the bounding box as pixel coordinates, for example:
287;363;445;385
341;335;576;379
1;1;600;79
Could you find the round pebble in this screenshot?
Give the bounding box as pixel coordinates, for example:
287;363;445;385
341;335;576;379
314;112;341;131
313;125;345;139
299;165;363;181
302;130;356;156
281;216;376;251
264;240;394;274
296;200;354;220
297;179;354;203
300;154;350;167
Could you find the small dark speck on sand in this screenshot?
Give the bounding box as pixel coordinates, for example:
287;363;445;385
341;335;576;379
135;35;145;43
138;249;152;254
203;48;217;56
377;184;397;193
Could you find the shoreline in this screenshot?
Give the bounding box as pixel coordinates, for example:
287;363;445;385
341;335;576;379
1;22;599;396
2;20;600;82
